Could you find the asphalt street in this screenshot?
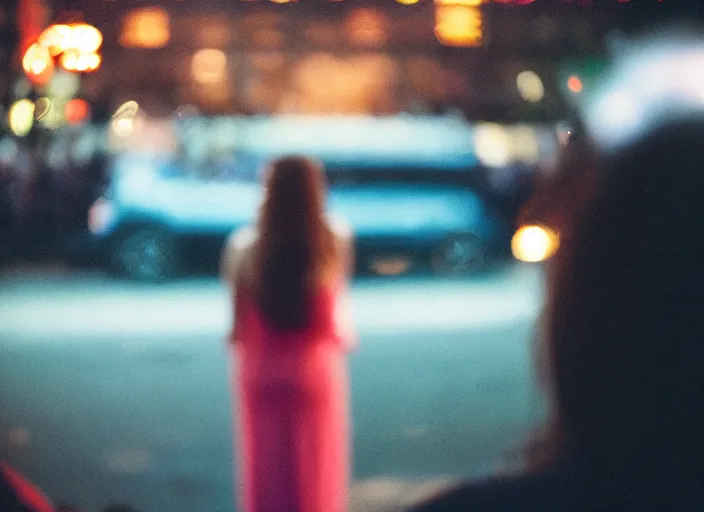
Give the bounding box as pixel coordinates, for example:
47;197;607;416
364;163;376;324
0;263;547;512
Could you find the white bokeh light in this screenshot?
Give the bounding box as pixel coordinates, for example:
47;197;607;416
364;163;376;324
516;70;545;103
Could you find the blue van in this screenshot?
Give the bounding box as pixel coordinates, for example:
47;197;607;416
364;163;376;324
86;116;512;279
86;154;508;280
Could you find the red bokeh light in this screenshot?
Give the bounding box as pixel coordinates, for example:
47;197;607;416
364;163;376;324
65;99;91;125
567;75;583;93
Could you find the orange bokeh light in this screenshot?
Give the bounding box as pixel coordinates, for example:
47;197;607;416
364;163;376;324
60;50;101;72
22;43;54;85
434;5;483;47
69;23;104;53
567;75;583;93
120;8;171;49
38;24;74;56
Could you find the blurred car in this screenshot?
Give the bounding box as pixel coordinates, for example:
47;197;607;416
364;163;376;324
85;153;511;280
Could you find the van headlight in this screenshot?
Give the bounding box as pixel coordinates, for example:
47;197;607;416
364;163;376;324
88;197;115;235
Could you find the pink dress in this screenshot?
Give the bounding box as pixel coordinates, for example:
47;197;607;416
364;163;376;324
228;277;355;512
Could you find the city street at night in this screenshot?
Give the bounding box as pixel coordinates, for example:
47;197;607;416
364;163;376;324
0;263;546;512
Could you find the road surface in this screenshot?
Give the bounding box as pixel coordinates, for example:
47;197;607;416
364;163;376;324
0;263;547;512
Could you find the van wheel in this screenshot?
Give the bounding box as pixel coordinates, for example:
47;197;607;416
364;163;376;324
112;227;179;281
431;234;487;275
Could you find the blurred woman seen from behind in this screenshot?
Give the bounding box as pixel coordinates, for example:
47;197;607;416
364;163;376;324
221;156;355;512
411;118;704;511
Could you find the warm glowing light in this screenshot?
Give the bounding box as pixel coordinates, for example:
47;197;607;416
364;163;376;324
346;9;388;47
75;53;91;72
434;0;483;5
60;50;101;72
434;5;483;47
39;23;103;61
474;123;512;167
22;43;54;83
511;225;560;263
516;70;544;103
120;8;170;49
65;99;91;125
112;117;134;137
191;49;228;84
87;52;102;71
396;0;420;4
8;100;35;137
75;52;99;71
69;23;103;53
567;75;583;93
38;24;73;56
60;49;78;70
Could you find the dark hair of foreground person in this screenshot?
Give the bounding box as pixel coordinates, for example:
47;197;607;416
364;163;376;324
410;119;704;512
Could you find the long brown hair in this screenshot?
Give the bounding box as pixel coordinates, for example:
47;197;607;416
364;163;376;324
252;156;338;331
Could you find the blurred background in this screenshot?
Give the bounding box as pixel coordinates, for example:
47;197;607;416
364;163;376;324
0;0;701;511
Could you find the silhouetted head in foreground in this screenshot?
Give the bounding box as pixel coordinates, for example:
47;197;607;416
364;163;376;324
254;156;337;330
539;117;704;509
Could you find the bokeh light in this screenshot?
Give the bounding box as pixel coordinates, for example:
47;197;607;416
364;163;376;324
510;125;541;164
120;8;170;49
112;117;134;138
69;23;103;53
474;123;512;167
8;99;35;137
22;43;54;84
434;5;483;47
65;99;91;125
516;70;545;103
346;9;388;48
435;0;483;5
60;49;79;71
191;49;228;84
511;225;560;263
567;75;583;93
38;24;73;56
